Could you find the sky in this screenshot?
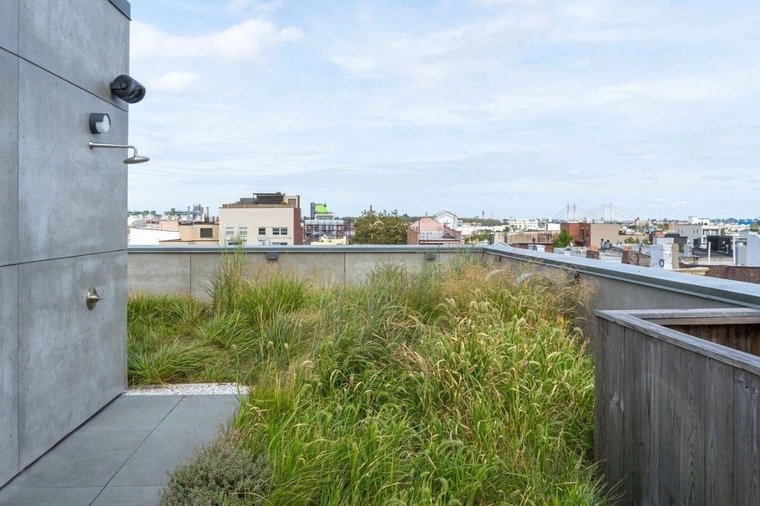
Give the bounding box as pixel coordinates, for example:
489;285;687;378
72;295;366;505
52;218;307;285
127;0;760;220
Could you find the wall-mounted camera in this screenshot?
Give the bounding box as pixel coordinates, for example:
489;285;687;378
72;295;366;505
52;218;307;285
110;74;146;104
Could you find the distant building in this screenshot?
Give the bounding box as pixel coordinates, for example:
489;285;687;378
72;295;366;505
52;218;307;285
560;222;621;249
219;192;303;246
492;230;557;248
303;203;346;245
507;219;540;231
433;210;460;229
673;223;721;248
408;217;463;246
159;222;219;246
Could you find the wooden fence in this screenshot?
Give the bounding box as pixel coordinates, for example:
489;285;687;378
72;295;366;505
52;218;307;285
595;308;760;505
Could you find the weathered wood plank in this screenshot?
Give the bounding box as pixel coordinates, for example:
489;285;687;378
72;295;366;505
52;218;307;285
644;317;760;326
734;369;760;504
677;349;706;505
598;313;760;377
594;318;607;467
603;319;626;500
643;337;661;505
623;328;649;505
657;342;680;503
607;308;760;320
706;358;734;505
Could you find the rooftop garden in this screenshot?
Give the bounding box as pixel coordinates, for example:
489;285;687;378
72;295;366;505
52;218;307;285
128;255;604;504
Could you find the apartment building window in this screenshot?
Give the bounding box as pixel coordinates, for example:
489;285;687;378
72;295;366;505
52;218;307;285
258;227;266;236
225;226;234;237
200;228;213;238
273;227;289;236
239;227;248;238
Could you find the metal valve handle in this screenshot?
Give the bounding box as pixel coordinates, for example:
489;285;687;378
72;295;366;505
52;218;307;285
86;287;104;310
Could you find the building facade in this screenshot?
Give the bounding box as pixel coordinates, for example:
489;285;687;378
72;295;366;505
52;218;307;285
560;222;621;249
159;222;220;245
303;202;346;244
674;224;722;248
0;0;131;486
219;193;303;246
408;217;463;246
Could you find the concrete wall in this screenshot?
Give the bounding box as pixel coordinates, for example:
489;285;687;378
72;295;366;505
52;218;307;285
127;245;760;315
481;244;760;340
128;246;470;297
0;1;130;486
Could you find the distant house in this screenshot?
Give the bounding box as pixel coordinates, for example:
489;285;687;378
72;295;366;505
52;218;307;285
560;222;621;249
408;216;463;246
433;210;459;229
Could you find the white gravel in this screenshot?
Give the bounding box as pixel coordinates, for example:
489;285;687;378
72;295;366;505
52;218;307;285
125;383;249;396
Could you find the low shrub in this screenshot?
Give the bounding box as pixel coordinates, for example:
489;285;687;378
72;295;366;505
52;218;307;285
161;432;270;506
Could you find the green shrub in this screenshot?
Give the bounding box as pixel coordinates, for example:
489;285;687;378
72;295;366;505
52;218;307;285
161;432;270;506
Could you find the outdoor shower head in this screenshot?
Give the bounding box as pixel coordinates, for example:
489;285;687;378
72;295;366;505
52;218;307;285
124;152;150;164
89;142;150;164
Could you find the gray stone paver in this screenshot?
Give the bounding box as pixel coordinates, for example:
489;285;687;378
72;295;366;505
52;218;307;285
91;486;163;505
0;393;242;506
82;395;183;432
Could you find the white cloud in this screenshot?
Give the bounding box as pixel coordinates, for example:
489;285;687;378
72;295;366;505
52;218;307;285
131;18;302;61
227;0;284;14
331;55;377;74
148;71;201;93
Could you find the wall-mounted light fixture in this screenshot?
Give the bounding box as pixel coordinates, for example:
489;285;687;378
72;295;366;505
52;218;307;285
89;113;110;134
89;142;150;164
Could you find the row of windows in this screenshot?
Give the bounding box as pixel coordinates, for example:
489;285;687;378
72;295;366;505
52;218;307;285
225;226;288;237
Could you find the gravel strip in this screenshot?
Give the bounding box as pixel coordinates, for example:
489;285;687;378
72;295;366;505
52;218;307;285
125;383;249;396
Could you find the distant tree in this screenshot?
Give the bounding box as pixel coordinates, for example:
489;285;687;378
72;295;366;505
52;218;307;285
467;231;491;244
352;209;408;245
624;236;642;244
552;229;573;248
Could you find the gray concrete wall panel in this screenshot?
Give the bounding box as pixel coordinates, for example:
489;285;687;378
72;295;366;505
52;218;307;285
0;51;18;267
0;0;19;53
344;252;423;284
129;250;461;296
0;265;19;485
272;253;345;286
128;254;191;296
18;61;127;264
17;251;127;467
19;0;129;107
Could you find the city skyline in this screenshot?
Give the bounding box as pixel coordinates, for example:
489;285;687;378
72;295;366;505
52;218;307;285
128;0;760;218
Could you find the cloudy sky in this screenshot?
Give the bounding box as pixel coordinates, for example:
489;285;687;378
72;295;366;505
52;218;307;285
128;0;760;220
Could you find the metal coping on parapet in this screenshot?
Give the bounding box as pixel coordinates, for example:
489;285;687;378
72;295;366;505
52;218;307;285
482;244;760;310
108;0;131;19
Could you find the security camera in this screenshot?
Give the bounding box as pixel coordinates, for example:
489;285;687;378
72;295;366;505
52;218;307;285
110;74;146;104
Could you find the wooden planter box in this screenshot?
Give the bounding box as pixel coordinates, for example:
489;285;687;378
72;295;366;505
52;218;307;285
594;308;760;505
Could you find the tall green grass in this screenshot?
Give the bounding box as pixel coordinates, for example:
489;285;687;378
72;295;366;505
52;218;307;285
130;255;603;504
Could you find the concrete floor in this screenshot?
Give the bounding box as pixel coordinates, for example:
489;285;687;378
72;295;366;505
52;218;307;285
0;394;242;505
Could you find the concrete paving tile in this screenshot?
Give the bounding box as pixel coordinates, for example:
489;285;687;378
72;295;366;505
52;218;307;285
155;394;241;433
83;395;182;432
93;486;163;506
11;430;150;488
0;485;101;506
109;429;220;487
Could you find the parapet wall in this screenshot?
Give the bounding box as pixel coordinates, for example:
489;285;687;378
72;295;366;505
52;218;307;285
128;244;760;313
128;246;473;298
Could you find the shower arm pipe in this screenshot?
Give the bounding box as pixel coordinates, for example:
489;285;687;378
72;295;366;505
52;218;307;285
89;142;137;152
